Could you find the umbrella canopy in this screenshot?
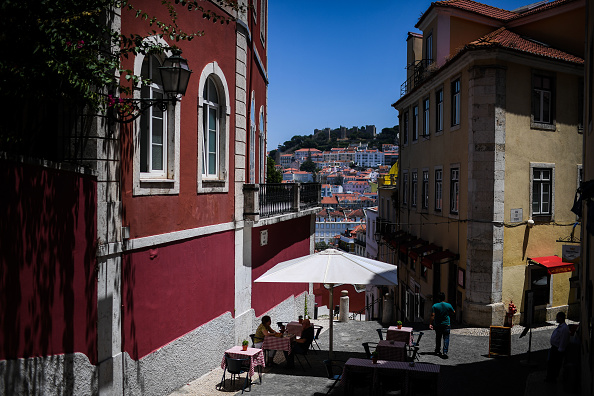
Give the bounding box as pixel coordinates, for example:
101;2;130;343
254;248;398;355
254;248;398;285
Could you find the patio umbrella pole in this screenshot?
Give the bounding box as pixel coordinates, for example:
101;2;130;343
329;285;334;358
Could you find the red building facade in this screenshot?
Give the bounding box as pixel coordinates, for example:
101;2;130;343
0;2;320;395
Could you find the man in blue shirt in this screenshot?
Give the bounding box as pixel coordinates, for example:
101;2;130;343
429;292;455;358
546;311;570;382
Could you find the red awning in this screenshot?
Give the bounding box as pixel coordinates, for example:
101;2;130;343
399;238;426;254
409;243;440;260
528;256;575;274
421;250;459;269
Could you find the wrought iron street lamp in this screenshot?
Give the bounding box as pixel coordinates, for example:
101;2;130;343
109;49;192;123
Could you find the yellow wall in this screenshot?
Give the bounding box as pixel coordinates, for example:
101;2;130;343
449;17;495;57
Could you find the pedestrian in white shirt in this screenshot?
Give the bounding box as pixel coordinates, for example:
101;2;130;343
546;311;570;382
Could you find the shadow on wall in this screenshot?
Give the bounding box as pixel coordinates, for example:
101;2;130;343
0;160;98;394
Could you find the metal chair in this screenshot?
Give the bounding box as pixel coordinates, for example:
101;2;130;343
334;305;340;319
293;338;313;370
407;331;423;361
376;327;388;340
249;333;256;348
277;321;288;330
323;359;343;395
362;342;378;359
219;354;251;394
311;325;323;352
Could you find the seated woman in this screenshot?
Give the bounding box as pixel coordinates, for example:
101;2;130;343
254;315;279;364
285;319;315;368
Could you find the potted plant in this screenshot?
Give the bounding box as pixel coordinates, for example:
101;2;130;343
242;339;249;351
371;350;378;364
397;320;402;329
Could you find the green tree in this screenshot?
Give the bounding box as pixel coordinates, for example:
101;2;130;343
300;159;317;173
315;241;328;251
266;156;282;183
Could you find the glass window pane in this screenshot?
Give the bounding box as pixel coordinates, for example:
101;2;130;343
207;78;218;103
152;144;163;170
152;118;163;144
208;153;216;174
152;56;163;86
209;130;216;152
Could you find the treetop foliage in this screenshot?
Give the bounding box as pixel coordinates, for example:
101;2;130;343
0;0;243;111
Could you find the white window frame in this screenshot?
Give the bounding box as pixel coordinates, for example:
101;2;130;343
436;88;443;134
402;171;409;206
531;72;555;130
422;169;429;210
412;105;419;142
434;167;443;212
423;97;430;137
259;106;266;183
451;79;461;127
260;0;267;46
250;93;256;184
411;170;418;207
450;166;459;215
197;61;231;193
530;163;555;219
426;33;433;64
132;36;180;196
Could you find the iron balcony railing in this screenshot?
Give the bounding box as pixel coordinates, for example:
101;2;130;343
376;217;398;238
400;59;436;97
244;183;321;220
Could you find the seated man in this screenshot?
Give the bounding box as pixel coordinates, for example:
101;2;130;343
284;319;315;368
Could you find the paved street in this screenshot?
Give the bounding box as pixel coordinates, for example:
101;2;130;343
170;318;579;396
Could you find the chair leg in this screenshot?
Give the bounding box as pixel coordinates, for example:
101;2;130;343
218;369;226;390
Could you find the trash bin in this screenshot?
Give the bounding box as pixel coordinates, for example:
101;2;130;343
314;302;318;319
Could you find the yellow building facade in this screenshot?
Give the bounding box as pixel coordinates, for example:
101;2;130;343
391;0;584;327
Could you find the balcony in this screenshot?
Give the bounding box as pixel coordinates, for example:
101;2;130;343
375;217;398;240
400;59;436;97
244;183;321;221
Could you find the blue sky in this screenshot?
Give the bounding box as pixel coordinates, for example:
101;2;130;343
267;0;532;150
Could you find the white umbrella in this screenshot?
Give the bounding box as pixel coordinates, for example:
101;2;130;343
254;248;398;355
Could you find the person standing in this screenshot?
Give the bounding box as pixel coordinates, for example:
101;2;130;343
546;311;570;382
429;292;455;358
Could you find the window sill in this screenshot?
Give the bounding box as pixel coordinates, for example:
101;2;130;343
139;178;175;184
450;124;460;132
530;122;556;131
134;177;179;196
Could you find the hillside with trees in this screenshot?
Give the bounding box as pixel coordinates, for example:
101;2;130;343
276;125;399;154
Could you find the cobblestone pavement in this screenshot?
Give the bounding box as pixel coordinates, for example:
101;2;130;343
168;318;579;396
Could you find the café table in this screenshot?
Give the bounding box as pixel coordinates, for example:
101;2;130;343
220;346;265;383
285;321;303;337
262;333;296;356
376;340;407;361
387;326;414;345
340;357;440;395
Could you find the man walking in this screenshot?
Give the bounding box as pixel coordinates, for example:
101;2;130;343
429;292;455;358
545;311;570;382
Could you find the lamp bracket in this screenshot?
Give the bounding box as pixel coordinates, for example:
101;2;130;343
109;96;177;124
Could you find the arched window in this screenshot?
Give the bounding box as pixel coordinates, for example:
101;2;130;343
259;107;266;183
133;40;181;196
197;61;230;193
250;93;256;184
140;55;167;176
203;77;219;177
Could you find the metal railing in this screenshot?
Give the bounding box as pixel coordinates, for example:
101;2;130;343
400;59;436;97
245;183;321;220
350;296;382;321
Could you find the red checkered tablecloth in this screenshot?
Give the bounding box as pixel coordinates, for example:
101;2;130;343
262;334;295;354
221;346;265;378
286;321;303;337
387;326;414;345
376;340;406;361
340;357;440;394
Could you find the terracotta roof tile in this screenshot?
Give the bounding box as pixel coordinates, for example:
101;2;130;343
467;27;583;64
417;0;517;26
510;0;578;20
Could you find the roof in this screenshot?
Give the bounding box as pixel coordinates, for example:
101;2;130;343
467;27;583;64
510;0;578;20
417;0;517;27
321;196;339;204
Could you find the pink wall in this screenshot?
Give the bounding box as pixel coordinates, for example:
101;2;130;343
122;231;235;360
0;161;98;364
313;283;366;313
251;216;312;316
